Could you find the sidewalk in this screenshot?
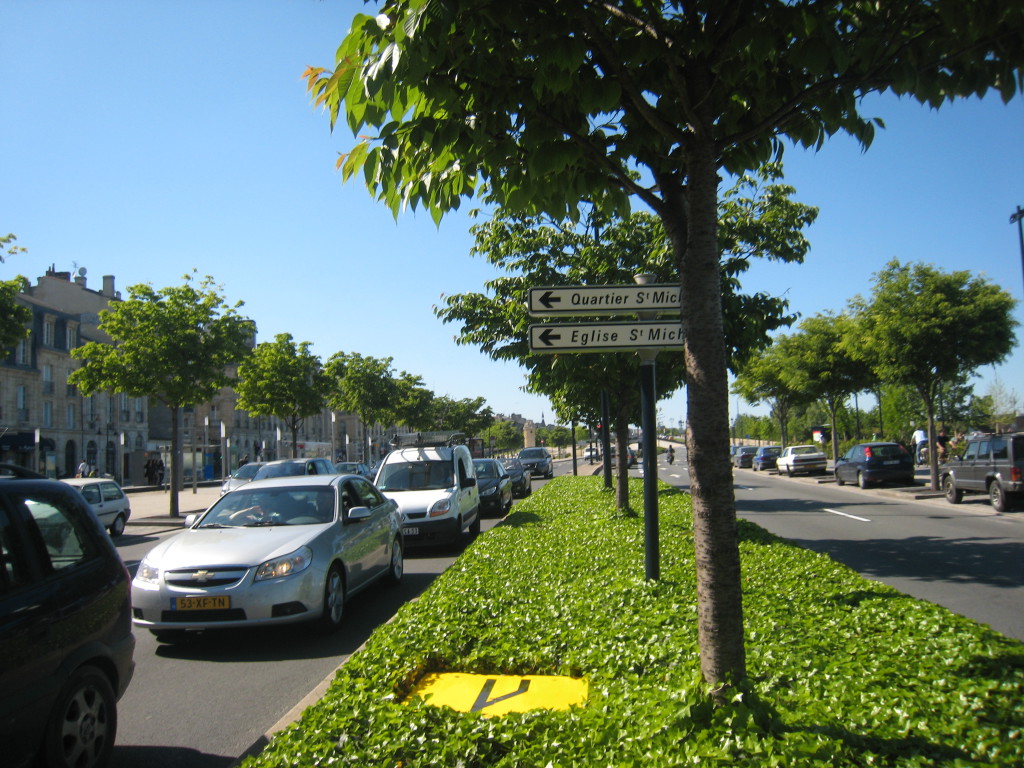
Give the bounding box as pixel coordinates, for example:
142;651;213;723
124;483;222;528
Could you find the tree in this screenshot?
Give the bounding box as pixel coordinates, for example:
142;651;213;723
324;352;404;459
306;0;1023;693
481;419;522;454
70;274;254;517
235;333;328;459
784;313;874;461
0;234;31;353
425;395;495;436
732;337;809;450
849;260;1018;489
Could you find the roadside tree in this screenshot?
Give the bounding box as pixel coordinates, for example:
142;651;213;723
235;333;328;459
732;337;811;450
848;260;1018;489
324;352;404;460
424;394;494;436
0;234;31;353
70;275;254;517
306;0;1022;693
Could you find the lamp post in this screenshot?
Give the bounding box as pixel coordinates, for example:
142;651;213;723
220;421;227;480
1012;206;1024;297
203;415;209;483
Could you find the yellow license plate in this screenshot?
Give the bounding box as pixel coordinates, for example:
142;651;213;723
173;595;230;611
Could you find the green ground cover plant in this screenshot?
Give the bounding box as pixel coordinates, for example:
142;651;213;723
243;477;1023;767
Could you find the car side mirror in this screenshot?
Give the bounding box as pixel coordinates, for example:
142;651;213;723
185;513;198;527
347;506;371;522
464;477;477;488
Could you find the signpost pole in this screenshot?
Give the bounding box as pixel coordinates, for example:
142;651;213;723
600;390;612;489
640;354;660;581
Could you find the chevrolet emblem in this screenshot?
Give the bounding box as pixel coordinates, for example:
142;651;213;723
191;570;213;583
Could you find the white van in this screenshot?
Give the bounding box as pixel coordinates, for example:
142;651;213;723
374;441;480;547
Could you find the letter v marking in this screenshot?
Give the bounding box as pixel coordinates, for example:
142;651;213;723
471;678;531;712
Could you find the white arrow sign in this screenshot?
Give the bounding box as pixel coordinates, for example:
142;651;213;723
529;322;684;353
528;284;680;316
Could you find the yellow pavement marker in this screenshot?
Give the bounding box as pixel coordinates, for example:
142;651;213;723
408;673;588;717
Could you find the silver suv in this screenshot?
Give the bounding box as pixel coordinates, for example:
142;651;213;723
941;432;1024;512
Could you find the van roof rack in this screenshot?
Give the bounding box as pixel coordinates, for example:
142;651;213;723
390;431;466;448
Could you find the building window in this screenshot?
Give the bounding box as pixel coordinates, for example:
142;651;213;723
15;338;29;366
120;393;130;421
42;365;54;394
65;324;76;349
135;397;144;423
16;386;28;422
43;318;55;347
66;404;76;429
43;401;53;428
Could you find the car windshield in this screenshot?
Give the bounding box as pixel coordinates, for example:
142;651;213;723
231;463;262;480
335;463;361;473
501;460;521;471
474;461;499;478
376;460;454;492
762;447;781;457
793;446;820;455
199;487;335;527
519;449;547;459
254;463;306;479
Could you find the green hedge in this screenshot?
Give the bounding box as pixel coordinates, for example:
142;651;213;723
243;477;1023;767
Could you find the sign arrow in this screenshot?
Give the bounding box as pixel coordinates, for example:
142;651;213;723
538;328;561;346
539;290;561;310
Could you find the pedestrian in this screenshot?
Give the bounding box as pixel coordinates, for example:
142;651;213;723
77;459;88;478
157;459;165;489
912;426;927;464
935;429;950;462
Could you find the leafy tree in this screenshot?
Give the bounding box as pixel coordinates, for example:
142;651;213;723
732;337;810;449
324;352;405;459
784;313;874;462
70;274;254;517
481;419;522;454
425;394;494;436
848;260;1018;488
306;0;1023;692
0;234;31;353
235;333;328;459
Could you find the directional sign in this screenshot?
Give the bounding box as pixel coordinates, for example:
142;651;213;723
407;673;589;717
529;321;684;353
528;284;680;317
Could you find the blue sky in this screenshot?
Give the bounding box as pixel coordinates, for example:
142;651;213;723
4;1;1023;432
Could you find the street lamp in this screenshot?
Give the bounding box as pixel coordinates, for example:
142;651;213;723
1011;205;1024;297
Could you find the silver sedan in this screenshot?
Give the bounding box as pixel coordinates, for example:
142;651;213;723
132;474;403;642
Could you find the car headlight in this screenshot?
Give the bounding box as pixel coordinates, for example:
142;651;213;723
481;486;496;496
428;498;451;517
255;546;312;581
136;556;160;584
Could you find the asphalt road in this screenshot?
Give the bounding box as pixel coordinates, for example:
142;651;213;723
655;450;1024;642
108;464;571;768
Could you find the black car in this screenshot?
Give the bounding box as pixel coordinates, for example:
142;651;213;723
752;446;781;472
518;447;553;480
834;442;915;489
0;465;135;768
473;459;513;516
501;458;532;498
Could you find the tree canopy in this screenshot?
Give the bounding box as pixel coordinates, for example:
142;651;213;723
70;274;254;516
236;333;328;458
306;0;1023;692
0;234;31;353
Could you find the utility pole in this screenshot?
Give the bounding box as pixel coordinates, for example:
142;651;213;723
1011;206;1024;298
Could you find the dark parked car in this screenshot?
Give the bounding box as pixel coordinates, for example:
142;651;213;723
0;467;135;768
732;446;757;468
518;447;553;480
501;458;532;497
752;446;781;472
473;459;513;516
941;431;1024;512
834;442;914;489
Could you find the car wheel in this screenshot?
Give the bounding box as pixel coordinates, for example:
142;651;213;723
43;665;116;768
943;476;963;504
835;472;845;487
989;481;1008;513
319;565;345;631
109;513;126;537
858;472;869;490
468;511;481;536
385;538;404;585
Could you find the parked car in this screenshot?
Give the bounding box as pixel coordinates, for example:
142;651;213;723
473;459;513;516
732;446;758;469
251;457;336;480
752;446;781;472
583;446;600;462
518;447;554;479
940;431;1024;512
61;476;132;536
834;442;914;488
501;457;532;497
627;447;638;467
776;444;828;476
131;473;403;641
334;461;374;480
374;441;480;547
220;461;265;495
0;470;135;768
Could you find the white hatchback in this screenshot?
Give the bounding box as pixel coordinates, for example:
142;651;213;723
61;477;133;536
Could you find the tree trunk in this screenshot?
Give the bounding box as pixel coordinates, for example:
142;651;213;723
672;135;747;694
614;419;630;511
169;405;180;518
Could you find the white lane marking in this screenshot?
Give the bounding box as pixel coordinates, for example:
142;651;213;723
824;508;872;522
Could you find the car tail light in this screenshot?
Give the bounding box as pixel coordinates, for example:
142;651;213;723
1012;467;1022;483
